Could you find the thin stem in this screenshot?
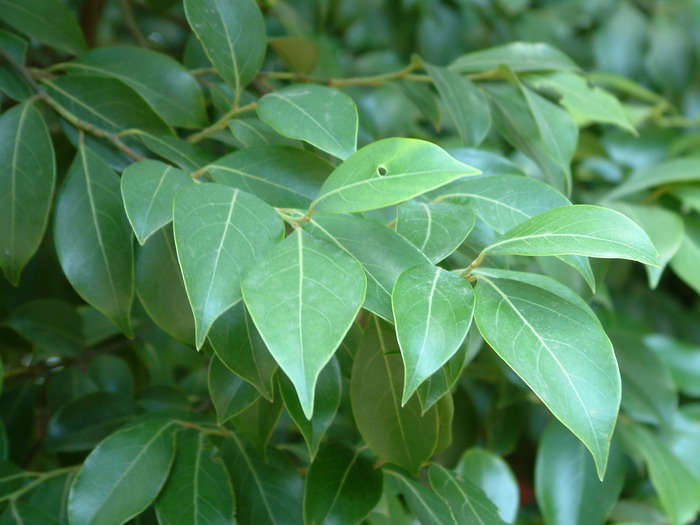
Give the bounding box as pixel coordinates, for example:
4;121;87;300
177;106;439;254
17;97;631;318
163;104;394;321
174;420;231;437
0;466;79;503
119;0;151;48
461;250;487;278
187;101;257;144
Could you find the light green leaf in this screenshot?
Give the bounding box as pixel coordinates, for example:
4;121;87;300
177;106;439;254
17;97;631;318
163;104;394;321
416;336;473;414
350;318;439;475
121;160;194;245
645;334;700;398
311;138;480;214
447;148;525;177
278;358;340;459
425;63;491;147
528;72;635;132
242;229;365;418
396;201;475;263
140;133;217;173
669;407;700;483
228;118;300;149
392;265;474;405
385;468;455;525
173;184;284;348
474;274;621;478
136;226;195;346
156;430;235;525
67;420;176;525
63;46;207;128
304;213;429;321
54;146;134;336
428;463;507;525
184;0;266;98
0;101;55;285
457;448;519;523
221;433;304;525
607;203;683;288
257;84;358;160
209;145;333;209
535;421;625;525
670;217;700;295
304;442;383;525
208;302;277;401
0;0;86;54
208;355;260;424
484;205;659;266
395;80;441;129
43;76;172;136
670;185;700;214
449;42;579;73
622;422;700;525
606;157;700;201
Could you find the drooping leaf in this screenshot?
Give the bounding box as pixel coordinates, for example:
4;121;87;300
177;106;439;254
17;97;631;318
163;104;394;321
385;467;455;525
121;160;194;245
208;302;278;401
257;84;358;160
304;213;430;321
396;201;475;263
242;229;365;418
209;145;333;209
395;80;441;129
304;442;383;525
474;273;621;478
449;42;579;74
173;184;284;348
54;146;134;336
208;355;260;424
0;0;86;54
183;0;266;98
416;336;473;413
278;358;340;459
229;391;283;456
392;265;474;404
424;63;491;147
484;205;659;266
67;420;176;525
535;421;625;525
606;157;700;201
140;133;217;172
155;430;235;525
63;46;207;128
221;433;304;525
350;318;439;475
43;76;172;136
310;138;480;213
0;100;55;285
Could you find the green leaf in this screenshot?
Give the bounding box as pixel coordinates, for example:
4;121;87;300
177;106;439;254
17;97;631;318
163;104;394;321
278;358;340;459
670;217;700;295
645;334;700;398
228;118;300;149
0;0;86;54
269;36;319;74
304;213;429;321
242;229;365;418
0;503;62;525
155;430;235;525
310;138;480;214
669;407;700;483
304;442;383;525
89;355;134;396
416;336;473;413
121;160;194;245
257;84;358;160
184;0;266;98
385;468;455;525
4;299;83;357
209;145;333;209
43;76;172;136
484;205;659;266
424;63;491;147
173;184;284;348
67;419;176;525
350;318;439;475
136;226;196;345
528;72;634;132
0;460;29;497
622;422;700;525
449;42;579;73
140;133;217;173
46;392;140;452
608;203;683;288
392;265;474;404
221;434;304;525
395;81;441;129
396;201;475;263
606;157;700;201
0;101;55;285
0;30;32;101
54;146;134;336
428;463;506;525
447;148;525;177
208;302;277;401
63;47;207;128
457;448;519;523
535;421;625;525
229;392;283;456
208;355;260;423
474;274;620;478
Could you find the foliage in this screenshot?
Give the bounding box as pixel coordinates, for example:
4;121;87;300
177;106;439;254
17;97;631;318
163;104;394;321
1;0;700;524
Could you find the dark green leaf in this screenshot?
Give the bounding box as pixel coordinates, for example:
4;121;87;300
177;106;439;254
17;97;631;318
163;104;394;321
385;468;455;525
0;30;32;100
449;42;579;73
208;355;260;423
0;503;62;525
228;118;300;149
229;390;283;456
395;81;441;129
89;355;134;396
269;36;319;74
140;134;217;173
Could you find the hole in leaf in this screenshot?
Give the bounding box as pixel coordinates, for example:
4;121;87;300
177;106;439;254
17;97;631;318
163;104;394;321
377;166;387;176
